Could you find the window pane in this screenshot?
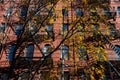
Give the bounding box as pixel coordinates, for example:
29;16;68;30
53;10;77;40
78;23;85;32
4;7;12;17
20;6;28;17
60;45;69;60
62;8;68;16
117;7;120;16
114;45;120;56
76;8;83;16
63;23;68;31
79;48;89;60
15;24;23;35
93;24;99;30
60;72;69;80
25;44;34;61
45;25;53;32
42;44;51;56
7;45;16;61
0;23;6;33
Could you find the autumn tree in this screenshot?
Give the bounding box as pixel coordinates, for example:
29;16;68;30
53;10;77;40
0;0;118;80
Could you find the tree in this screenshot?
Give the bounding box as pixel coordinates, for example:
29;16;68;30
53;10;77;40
0;0;118;80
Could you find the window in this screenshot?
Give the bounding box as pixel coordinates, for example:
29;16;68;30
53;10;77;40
62;8;68;16
42;44;52;57
77;23;85;32
15;24;23;35
0;73;8;80
29;26;37;35
103;9;111;16
76;8;83;17
113;45;120;57
109;23;116;38
109;28;116;37
61;23;69;34
114;0;120;1
0;23;6;33
117;7;120;16
7;45;16;61
60;45;69;60
40;71;50;80
45;25;54;41
93;24;99;31
90;9;97;16
4;7;12;18
79;48;89;60
0;0;4;3
24;44;34;61
18;71;30;80
20;6;28;17
60;72;69;80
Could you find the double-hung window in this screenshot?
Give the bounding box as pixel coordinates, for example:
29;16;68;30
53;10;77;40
60;45;69;60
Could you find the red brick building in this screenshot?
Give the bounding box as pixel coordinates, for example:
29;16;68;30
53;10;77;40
0;0;120;80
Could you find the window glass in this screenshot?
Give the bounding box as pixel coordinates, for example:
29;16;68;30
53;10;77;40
62;8;68;16
7;45;16;61
117;7;120;16
0;23;6;33
60;72;69;80
79;48;89;60
76;8;83;16
25;44;34;61
20;6;28;17
77;23;84;32
103;9;111;17
45;25;53;32
63;23;68;31
114;45;120;56
60;45;69;60
4;7;12;18
42;44;51;56
29;26;37;35
15;24;23;35
93;24;99;30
